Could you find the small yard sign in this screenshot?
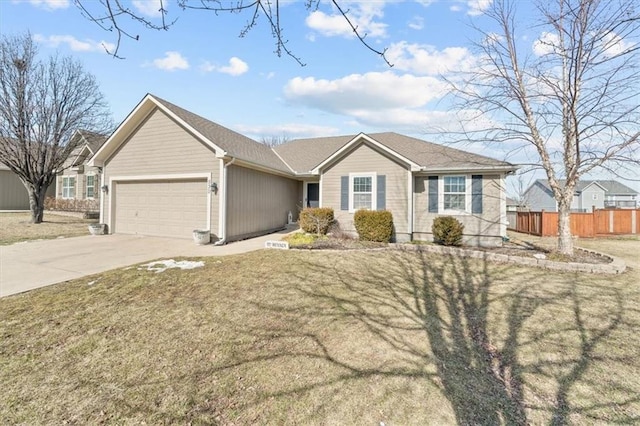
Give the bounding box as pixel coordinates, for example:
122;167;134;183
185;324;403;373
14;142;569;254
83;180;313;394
265;240;290;250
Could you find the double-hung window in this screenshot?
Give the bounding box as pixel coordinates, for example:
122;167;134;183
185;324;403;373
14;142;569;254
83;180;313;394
348;173;377;212
62;176;75;199
353;176;373;210
86;175;96;198
341;173;385;212
443;176;466;211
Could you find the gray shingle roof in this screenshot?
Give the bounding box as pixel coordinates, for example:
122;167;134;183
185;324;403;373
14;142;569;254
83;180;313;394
594;180;638;195
147;96;515;175
368;132;513;170
153;95;292;174
274;131;514;173
535;179;638;195
77;130;108;153
273;135;353;173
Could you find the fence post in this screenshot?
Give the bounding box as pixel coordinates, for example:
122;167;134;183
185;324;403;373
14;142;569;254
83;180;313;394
609;209;614;234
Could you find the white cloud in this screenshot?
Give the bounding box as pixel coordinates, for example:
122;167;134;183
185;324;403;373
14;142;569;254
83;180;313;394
467;0;492;16
415;0;437;6
200;57;249;76
408;16;424;30
386;42;478;75
284;71;447;112
219;57;249;76
448;0;492;15
152;51;189;71
306;2;388;39
601;32;635;58
533;31;560;56
132;0;164;18
33;34;115;53
13;0;69;10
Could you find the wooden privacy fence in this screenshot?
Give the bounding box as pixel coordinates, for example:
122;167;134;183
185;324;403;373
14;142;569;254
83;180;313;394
508;209;640;237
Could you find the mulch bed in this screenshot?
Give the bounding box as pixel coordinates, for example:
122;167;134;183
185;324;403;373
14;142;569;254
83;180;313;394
289;236;612;265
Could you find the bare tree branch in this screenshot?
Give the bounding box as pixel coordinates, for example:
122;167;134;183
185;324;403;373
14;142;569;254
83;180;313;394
0;33;112;223
72;0;392;65
443;0;640;255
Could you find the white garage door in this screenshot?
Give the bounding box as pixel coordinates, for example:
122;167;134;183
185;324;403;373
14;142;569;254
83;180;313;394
114;179;208;239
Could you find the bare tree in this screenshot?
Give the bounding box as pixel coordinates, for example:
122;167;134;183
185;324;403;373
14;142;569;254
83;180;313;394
74;0;391;65
0;33;112;223
260;134;290;147
449;0;640;255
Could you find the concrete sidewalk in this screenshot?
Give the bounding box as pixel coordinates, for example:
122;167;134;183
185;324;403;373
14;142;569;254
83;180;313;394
0;229;294;298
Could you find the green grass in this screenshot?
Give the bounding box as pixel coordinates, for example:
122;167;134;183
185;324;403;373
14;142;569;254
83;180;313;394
1;240;639;424
282;231;327;246
0;212;97;245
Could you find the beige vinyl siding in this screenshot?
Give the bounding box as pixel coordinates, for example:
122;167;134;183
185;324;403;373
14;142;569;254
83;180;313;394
322;142;410;238
414;174;503;246
0;170;30;210
103;107;220;236
226;165;300;241
57;166;102;200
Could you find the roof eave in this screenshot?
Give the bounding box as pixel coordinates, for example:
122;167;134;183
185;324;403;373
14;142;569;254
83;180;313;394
417;164;519;174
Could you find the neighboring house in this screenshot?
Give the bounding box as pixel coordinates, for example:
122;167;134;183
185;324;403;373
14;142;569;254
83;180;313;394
1;162;55;210
598;180;639;209
55;130;108;203
88;94;517;246
0;163;31;210
524;179;638;212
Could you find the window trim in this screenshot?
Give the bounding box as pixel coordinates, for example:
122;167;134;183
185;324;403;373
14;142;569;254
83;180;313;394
62;176;76;199
86;174;96;199
439;175;471;214
348;172;377;213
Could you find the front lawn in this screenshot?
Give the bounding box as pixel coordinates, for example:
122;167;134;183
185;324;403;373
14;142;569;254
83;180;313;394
0;212;97;245
1;241;639;424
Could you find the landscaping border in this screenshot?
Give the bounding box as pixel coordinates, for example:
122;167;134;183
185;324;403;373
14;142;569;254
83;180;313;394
391;243;626;274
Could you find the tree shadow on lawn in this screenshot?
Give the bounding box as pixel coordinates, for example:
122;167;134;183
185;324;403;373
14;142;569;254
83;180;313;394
220;248;636;424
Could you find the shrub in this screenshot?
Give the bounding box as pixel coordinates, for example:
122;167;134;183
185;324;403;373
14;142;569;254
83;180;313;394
299;207;334;235
353;209;393;242
432;216;465;246
44;196;99;213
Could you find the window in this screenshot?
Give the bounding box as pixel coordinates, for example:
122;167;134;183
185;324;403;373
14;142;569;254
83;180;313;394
353;176;372;209
592;194;598;200
62;176;75;199
86;175;96;198
348;173;377;212
443;176;466;211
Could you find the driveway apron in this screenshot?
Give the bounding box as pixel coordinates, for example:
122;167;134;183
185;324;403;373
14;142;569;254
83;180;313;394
0;231;291;297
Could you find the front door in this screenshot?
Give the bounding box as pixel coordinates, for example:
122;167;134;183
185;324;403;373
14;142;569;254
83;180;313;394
307;183;319;208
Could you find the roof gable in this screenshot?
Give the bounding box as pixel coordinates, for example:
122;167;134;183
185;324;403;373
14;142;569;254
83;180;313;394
310;133;420;173
89;94;292;174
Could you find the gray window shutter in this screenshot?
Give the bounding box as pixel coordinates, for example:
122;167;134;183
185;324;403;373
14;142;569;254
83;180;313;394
377;175;386;210
472;175;483;214
428;176;438;213
340;176;349;210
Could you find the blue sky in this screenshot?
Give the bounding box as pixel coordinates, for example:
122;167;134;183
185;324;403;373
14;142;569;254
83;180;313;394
2;0;639;194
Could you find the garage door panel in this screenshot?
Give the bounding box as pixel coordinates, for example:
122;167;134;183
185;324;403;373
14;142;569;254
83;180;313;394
114;179;208;239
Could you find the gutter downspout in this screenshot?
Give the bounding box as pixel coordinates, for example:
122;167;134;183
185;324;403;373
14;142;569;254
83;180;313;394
213;157;236;245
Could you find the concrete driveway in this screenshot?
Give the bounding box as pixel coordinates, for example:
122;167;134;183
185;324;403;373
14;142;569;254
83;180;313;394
0;230;292;298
